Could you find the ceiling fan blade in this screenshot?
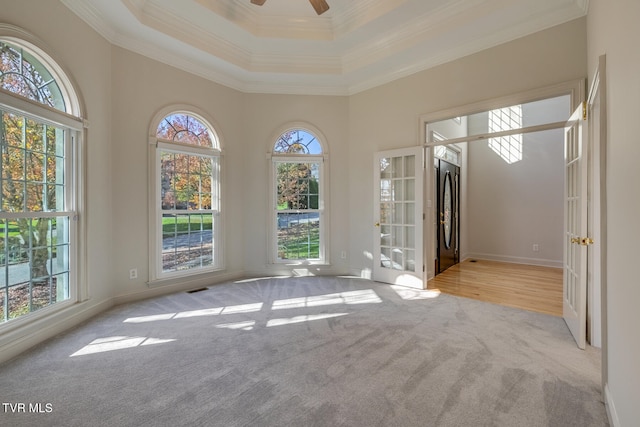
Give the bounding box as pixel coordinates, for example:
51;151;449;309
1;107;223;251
309;0;330;15
251;0;266;5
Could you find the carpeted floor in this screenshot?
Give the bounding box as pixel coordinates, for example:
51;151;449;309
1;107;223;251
0;276;608;426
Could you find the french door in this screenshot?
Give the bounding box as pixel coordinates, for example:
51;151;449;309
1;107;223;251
373;147;424;288
563;103;589;349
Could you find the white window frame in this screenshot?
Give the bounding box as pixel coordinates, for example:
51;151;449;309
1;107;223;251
268;124;329;265
148;107;223;284
0;28;85;329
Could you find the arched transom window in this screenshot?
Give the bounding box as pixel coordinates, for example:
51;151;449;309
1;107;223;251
271;128;326;263
0;41;65;111
151;111;222;279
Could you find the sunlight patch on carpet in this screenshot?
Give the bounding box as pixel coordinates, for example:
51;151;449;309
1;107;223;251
390;285;441;300
272;289;381;310
266;313;348;327
215;320;256;331
123;302;264;323
70;336;176;357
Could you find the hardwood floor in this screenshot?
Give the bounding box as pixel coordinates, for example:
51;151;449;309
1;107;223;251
427;259;563;316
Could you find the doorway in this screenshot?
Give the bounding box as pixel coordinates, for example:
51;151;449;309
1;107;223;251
436;158;460;274
420;80;601;348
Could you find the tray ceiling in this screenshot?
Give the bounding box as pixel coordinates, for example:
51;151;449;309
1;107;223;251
62;0;588;95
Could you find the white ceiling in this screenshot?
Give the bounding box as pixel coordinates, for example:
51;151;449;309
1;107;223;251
61;0;589;95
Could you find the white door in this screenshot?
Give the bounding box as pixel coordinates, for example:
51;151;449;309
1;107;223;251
373;147;424;288
564;103;589;349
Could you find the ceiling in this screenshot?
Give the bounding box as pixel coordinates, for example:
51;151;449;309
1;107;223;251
61;0;589;96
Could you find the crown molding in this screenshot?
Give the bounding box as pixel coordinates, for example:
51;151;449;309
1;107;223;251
60;0;590;96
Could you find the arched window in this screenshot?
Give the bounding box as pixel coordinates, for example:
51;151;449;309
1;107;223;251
0;35;83;324
0;41;65;110
150;109;222;280
270;126;327;263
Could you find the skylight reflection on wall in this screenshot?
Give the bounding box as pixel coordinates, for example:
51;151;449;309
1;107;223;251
488;105;523;164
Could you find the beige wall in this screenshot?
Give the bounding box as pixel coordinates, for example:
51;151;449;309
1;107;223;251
6;3;639;423
110;47;246;299
465;97;569;267
588;1;640;425
0;0;113;358
242;94;350;276
348;18;587;277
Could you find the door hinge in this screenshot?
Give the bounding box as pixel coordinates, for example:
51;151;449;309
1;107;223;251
582;101;587;120
422;264;425;272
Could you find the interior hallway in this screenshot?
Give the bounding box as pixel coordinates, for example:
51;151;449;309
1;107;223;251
428;259;563;317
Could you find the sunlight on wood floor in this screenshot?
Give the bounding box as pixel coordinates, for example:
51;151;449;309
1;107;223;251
427;259;563;316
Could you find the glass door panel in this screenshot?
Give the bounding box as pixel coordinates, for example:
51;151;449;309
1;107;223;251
373;147;423;288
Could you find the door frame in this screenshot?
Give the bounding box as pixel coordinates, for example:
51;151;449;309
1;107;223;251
418;76;606;380
420;79;585;278
436;158;461;274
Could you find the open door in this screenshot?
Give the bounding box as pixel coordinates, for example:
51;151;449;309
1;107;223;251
373;147;424;288
564;103;589;349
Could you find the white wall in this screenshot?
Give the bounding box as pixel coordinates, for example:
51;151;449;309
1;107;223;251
0;0;114;360
465;97;568;267
587;1;640;425
348;18;587;278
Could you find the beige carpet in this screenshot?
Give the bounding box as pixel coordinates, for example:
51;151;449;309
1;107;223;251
0;276;607;426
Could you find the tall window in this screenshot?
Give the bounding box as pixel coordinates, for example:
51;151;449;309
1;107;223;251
152;112;221;278
0;38;81;324
271;128;325;263
488;105;523;164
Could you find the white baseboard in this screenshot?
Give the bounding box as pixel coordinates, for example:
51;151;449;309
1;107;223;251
243;265;351;280
115;270;245;305
604;383;620;427
464;253;563;268
0;298;114;365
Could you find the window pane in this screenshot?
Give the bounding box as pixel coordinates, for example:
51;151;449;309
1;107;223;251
273;130;322;154
277;162;319;210
0;216;70;322
0;41;65;111
161;213;214;272
156;114;213;147
277;212;320;260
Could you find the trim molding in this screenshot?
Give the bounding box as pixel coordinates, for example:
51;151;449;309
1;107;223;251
604;383;620;427
0;298;114;365
465;253;563;269
59;0;589;96
116;270;245;306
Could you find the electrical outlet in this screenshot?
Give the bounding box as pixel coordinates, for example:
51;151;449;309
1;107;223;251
532;244;539;252
129;268;138;280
